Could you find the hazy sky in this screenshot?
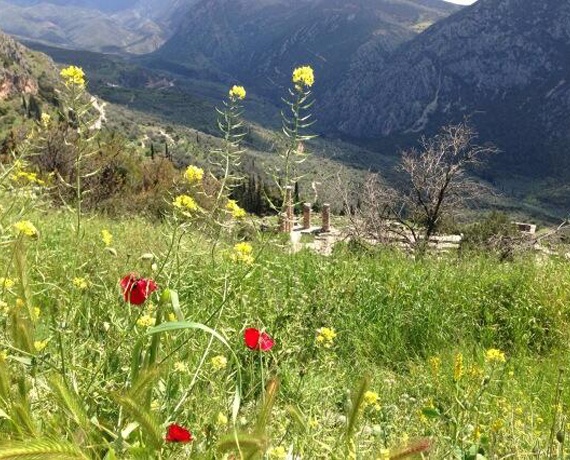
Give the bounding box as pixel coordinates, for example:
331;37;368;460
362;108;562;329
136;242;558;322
444;0;478;4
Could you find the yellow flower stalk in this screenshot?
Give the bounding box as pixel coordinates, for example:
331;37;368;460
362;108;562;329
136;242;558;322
292;65;315;88
231;242;254;264
229;85;246;100
485;348;506;364
60;65;86;88
316;326;337;348
226;199;246;219
184;165;204;184
173;194;199;213
101;229;113;246
13;220;38;237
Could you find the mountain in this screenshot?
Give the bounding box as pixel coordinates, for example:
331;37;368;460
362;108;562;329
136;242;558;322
0;30;59;133
151;0;459;98
0;0;193;54
327;0;570;184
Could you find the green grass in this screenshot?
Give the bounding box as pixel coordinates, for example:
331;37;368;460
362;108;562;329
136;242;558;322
2;196;570;458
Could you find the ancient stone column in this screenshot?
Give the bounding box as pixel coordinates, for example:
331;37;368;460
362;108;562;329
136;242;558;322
321;203;330;232
302;203;311;229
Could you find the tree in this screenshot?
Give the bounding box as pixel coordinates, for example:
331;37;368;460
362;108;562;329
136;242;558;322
356;122;497;253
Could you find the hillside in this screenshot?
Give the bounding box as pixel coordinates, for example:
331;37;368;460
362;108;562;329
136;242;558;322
326;0;570;190
151;0;459;100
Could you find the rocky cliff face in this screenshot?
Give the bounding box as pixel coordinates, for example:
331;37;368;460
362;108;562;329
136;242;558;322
0;31;40;100
153;0;458;98
327;0;570;176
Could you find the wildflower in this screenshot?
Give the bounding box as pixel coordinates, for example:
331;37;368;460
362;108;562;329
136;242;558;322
73;277;89;290
173;194;199;213
229;85;246;100
453;352;464;382
363;391;379;407
13;220;38;238
267;446;287;459
231;242;254;265
101;229;113;246
136;314;156;328
226;200;246;219
315;327;336;348
33;307;40;320
165;423;193;443
151;400;160;411
211;355;228;370
428;356;441;375
292;65;315;88
40;112;51;127
485;348;506;364
184;165;204;184
174;361;188;373
216;412;228;427
34;340;48;352
244;327;275;351
60;65;85;87
0;278;15;289
119;273;158;305
168;312;177;322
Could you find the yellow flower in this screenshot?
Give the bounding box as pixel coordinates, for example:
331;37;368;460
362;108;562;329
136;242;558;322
377;448;390;460
267;446;287;459
173;194;199;213
101;229;113;246
216;412;228;427
40;113;51;127
226;200;246;219
485;348;506;364
73;277;89;290
316;327;337;348
454;352;464;382
363;390;379;407
0;278;15;289
184;165;204;184
136;314;156;328
211;355;228;371
33;307;41;320
0;350;8;362
231;242;254;264
13;220;38;238
60;65;85;87
174;361;188;373
429;356;441;375
151;400;160;411
34;340;48;352
292;65;315;88
229;85;246;100
168;312;177;322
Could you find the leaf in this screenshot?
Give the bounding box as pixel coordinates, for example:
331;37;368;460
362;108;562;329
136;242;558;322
421;407;441;419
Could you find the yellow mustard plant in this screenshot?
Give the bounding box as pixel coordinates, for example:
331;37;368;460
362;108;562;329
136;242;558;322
60;65;86;88
0;278;15;289
173;194;199;213
211;355;228;371
225;199;246;219
231;242;254;265
216;412;228;427
485;348;506;364
454;352;464;382
136;314;156;328
184;165;204;184
316;327;337;348
292;65;315;88
168;312;177;322
229;85;246;100
363;390;380;409
101;229;113;246
73;277;89;290
429;356;441;375
34;340;48;352
13;220;38;237
267;446;287;459
40;112;51;127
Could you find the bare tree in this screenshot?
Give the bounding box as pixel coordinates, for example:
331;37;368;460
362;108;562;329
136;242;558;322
398;122;497;249
354;122;497;253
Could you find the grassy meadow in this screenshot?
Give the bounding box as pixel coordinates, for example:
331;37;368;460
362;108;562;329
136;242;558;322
2;64;570;460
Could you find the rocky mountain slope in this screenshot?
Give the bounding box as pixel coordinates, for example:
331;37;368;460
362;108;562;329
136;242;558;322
152;0;459;98
0;0;193;54
327;0;570;180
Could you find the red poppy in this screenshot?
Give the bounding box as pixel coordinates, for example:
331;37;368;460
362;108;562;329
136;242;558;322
165;423;193;443
120;273;158;305
244;327;274;351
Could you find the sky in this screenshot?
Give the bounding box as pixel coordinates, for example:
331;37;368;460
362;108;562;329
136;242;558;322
444;0;478;4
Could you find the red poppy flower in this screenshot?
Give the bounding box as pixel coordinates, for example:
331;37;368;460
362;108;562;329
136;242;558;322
244;327;274;351
120;273;158;305
165;423;193;443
